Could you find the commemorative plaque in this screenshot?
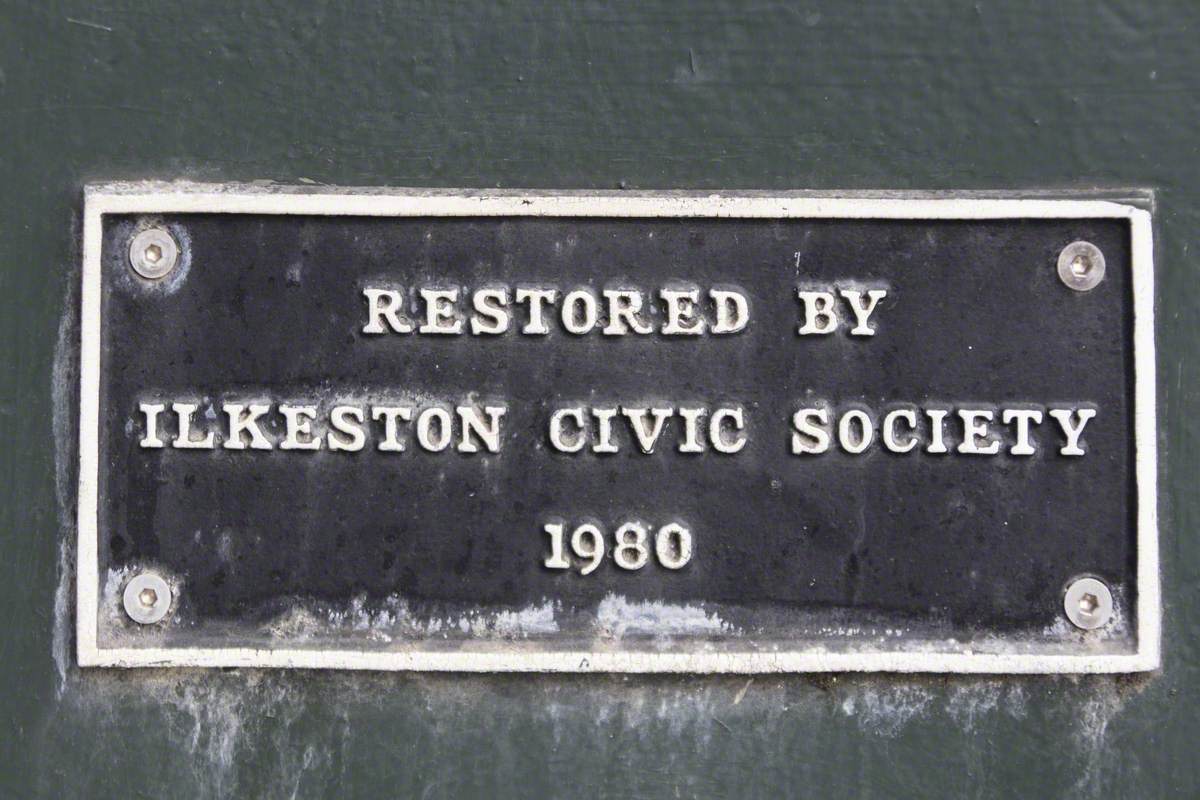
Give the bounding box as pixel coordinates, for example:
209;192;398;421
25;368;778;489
77;185;1158;672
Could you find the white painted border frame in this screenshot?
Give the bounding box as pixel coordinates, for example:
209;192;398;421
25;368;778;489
77;184;1159;673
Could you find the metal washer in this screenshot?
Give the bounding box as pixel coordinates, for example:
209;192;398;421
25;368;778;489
122;572;173;624
128;228;180;280
1064;576;1113;630
1057;240;1106;291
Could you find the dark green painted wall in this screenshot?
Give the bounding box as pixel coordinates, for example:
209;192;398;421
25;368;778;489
1;1;1196;797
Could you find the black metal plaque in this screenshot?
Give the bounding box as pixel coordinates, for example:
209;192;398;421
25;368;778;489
78;187;1158;672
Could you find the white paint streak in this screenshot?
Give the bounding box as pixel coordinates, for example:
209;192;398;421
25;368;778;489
51;272;78;695
596;594;728;638
264;596;560;643
840;685;935;737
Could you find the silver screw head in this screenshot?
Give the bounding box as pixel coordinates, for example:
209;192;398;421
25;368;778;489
128;228;179;280
1064;576;1113;630
122;572;172;624
1057;241;1106;291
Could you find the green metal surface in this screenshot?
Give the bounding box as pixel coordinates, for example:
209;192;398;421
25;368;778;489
1;1;1196;797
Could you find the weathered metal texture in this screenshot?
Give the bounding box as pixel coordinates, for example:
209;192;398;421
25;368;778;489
1;0;1197;797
